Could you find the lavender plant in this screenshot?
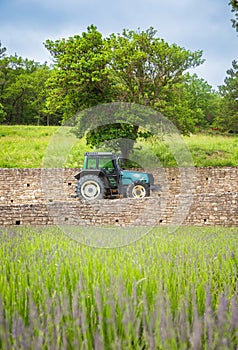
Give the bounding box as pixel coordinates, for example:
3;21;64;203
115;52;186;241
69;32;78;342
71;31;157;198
0;226;237;349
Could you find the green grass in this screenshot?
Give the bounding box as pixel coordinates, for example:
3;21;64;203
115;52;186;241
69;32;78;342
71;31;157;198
0;226;237;349
135;134;238;167
0;126;58;168
0;125;237;167
0;125;88;168
184;134;238;166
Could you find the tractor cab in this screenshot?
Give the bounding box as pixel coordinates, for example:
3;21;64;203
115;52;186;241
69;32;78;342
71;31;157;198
84;152;119;172
82;152;120;189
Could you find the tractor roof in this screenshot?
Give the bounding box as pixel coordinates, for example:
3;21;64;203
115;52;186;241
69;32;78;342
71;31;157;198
85;152;115;156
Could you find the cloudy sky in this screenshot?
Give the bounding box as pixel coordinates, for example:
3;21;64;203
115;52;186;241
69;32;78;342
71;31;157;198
1;0;237;89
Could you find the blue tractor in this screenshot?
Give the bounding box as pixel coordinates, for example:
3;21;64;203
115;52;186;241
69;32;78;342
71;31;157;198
74;152;158;200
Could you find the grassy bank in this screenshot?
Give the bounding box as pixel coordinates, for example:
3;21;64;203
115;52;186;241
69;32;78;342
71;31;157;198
0;126;58;168
184;133;238;166
0;125;237;167
0;226;237;349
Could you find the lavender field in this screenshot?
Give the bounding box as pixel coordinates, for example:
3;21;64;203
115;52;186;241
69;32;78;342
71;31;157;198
0;226;237;349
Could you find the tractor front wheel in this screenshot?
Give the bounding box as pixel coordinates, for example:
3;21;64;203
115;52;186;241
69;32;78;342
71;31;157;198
126;182;149;199
76;175;106;200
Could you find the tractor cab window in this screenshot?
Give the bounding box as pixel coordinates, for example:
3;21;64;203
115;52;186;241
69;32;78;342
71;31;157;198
99;158;114;169
99;157;116;175
87;158;97;169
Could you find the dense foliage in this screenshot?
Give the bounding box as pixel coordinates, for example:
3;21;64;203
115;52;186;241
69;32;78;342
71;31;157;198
0;50;54;125
218;60;238;132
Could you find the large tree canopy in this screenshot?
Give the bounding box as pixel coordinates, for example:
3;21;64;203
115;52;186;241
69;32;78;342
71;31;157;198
45;26;203;115
44;26;205;157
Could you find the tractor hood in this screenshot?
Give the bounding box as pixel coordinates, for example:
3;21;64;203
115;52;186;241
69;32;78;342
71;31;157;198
121;170;154;185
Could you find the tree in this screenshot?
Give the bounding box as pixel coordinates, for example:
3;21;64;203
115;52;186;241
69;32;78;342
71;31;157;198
215;2;238;132
0;41;6;59
230;0;238;31
45;26;205;157
0;55;52;125
217;60;238;132
181;74;220;129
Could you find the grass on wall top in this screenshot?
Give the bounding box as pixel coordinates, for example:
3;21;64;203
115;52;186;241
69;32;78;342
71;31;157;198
0;125;237;168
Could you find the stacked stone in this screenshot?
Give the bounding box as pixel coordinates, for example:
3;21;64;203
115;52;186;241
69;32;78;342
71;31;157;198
0;167;237;226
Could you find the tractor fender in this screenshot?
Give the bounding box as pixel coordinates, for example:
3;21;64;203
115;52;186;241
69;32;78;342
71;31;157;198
74;169;111;188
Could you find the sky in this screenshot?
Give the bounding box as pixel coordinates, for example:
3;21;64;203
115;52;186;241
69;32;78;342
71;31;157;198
0;0;238;89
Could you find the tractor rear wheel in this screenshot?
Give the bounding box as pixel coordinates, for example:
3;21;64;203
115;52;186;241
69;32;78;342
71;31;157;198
126;181;149;199
76;175;106;200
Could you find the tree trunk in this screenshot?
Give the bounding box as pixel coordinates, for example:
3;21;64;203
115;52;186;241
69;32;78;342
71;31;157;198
119;138;135;167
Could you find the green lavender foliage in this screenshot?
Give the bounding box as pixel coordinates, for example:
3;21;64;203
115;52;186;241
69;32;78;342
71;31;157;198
0;226;237;349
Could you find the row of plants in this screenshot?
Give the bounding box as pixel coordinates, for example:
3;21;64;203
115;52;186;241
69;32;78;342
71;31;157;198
0;226;237;349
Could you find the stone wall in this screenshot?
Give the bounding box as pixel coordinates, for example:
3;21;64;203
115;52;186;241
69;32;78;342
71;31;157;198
0;167;237;227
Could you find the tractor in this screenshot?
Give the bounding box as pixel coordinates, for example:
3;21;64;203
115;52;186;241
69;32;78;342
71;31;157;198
74;152;159;200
